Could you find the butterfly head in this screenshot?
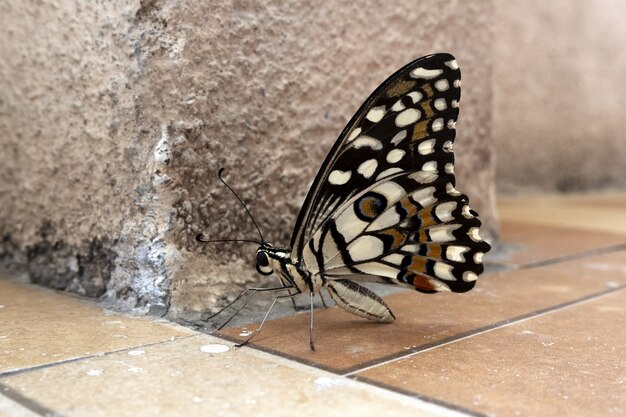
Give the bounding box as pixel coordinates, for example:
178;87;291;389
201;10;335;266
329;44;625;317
255;243;291;276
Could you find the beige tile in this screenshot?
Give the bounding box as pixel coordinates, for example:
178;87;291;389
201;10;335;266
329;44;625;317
221;251;626;373
493;221;626;267
0;335;461;417
498;192;626;234
0;394;39;417
0;280;194;374
355;289;626;417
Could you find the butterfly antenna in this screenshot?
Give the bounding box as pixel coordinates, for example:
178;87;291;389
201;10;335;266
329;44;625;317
195;235;262;245
217;168;265;244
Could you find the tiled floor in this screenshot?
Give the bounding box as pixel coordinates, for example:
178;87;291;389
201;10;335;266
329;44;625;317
1;193;625;417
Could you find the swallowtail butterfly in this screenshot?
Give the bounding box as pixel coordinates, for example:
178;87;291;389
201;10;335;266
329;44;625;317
198;53;491;350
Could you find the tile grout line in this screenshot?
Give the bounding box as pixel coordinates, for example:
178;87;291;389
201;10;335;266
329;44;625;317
347;376;491;417
520;242;626;270
0;335;199;379
0;382;64;417
342;284;626;377
0;334;200;417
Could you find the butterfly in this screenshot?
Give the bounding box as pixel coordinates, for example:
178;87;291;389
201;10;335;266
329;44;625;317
198;53;491;351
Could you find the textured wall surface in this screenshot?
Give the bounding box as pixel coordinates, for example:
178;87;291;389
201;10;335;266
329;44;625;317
0;0;496;320
493;0;626;193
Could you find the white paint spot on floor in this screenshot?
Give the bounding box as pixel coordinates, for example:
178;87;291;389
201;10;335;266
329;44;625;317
104;320;122;325
314;376;350;391
192;396;203;404
128;367;143;373
238;330;253;337
87;369;103;376
128;350;146;356
0;336;8;340
112;334;128;339
200;343;230;353
0;305;5;309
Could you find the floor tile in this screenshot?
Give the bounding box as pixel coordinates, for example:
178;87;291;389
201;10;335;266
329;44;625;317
498;192;626;234
354;289;626;417
0;393;40;417
220;251;626;373
492;221;626;268
0;335;459;417
0;280;194;375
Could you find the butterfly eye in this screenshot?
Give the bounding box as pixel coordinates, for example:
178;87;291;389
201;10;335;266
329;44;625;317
256;251;273;276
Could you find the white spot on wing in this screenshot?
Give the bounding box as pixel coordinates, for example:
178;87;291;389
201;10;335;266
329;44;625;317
443;141;453;152
432;118;444;132
463;271;478;282
328;170;351;185
435;79;449;91
412;186;436;207
335;210;368;242
428;224;460;242
410;67;443;79
354;262;398;277
349;236;384;262
446;183;461;196
445;163;454;174
395;108;421;127
391;130;407;145
366;106;386;123
373;181;405;202
451;100;459;108
445;60;459;70
353;136;383;150
357;159;378;178
376;167;403;180
422;161;437;172
435;201;457;222
368;210;401;231
474;252;484;263
418;139;436;155
446;246;469;262
386;149;406;163
346;127;361;142
391;99;405;112
434;98;447;111
447;120;456;129
453;79;461;88
434;262;455;280
410;171;438;184
384;254;405;265
469;227;482;242
407;91;422;103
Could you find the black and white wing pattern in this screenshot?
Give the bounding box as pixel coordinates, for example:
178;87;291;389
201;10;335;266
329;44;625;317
291;53;490;300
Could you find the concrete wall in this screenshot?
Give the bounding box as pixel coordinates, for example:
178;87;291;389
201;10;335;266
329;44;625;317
493;0;626;193
0;0;496;320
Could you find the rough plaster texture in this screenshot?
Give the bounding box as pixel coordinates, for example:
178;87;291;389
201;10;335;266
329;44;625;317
493;0;626;194
0;0;496;320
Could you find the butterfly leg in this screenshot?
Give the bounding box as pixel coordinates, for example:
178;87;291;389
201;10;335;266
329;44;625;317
318;290;328;308
277;275;298;312
235;292;297;348
211;285;293;330
309;291;315;352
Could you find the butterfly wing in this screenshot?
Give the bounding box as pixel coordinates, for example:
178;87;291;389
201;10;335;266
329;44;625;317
291;53;490;297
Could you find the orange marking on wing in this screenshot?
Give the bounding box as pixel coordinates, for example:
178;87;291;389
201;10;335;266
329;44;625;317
412;273;438;291
427;244;442;259
379;228;406;250
386;79;417;98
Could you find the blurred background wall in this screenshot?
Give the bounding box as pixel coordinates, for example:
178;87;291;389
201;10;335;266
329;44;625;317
493;0;626;194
